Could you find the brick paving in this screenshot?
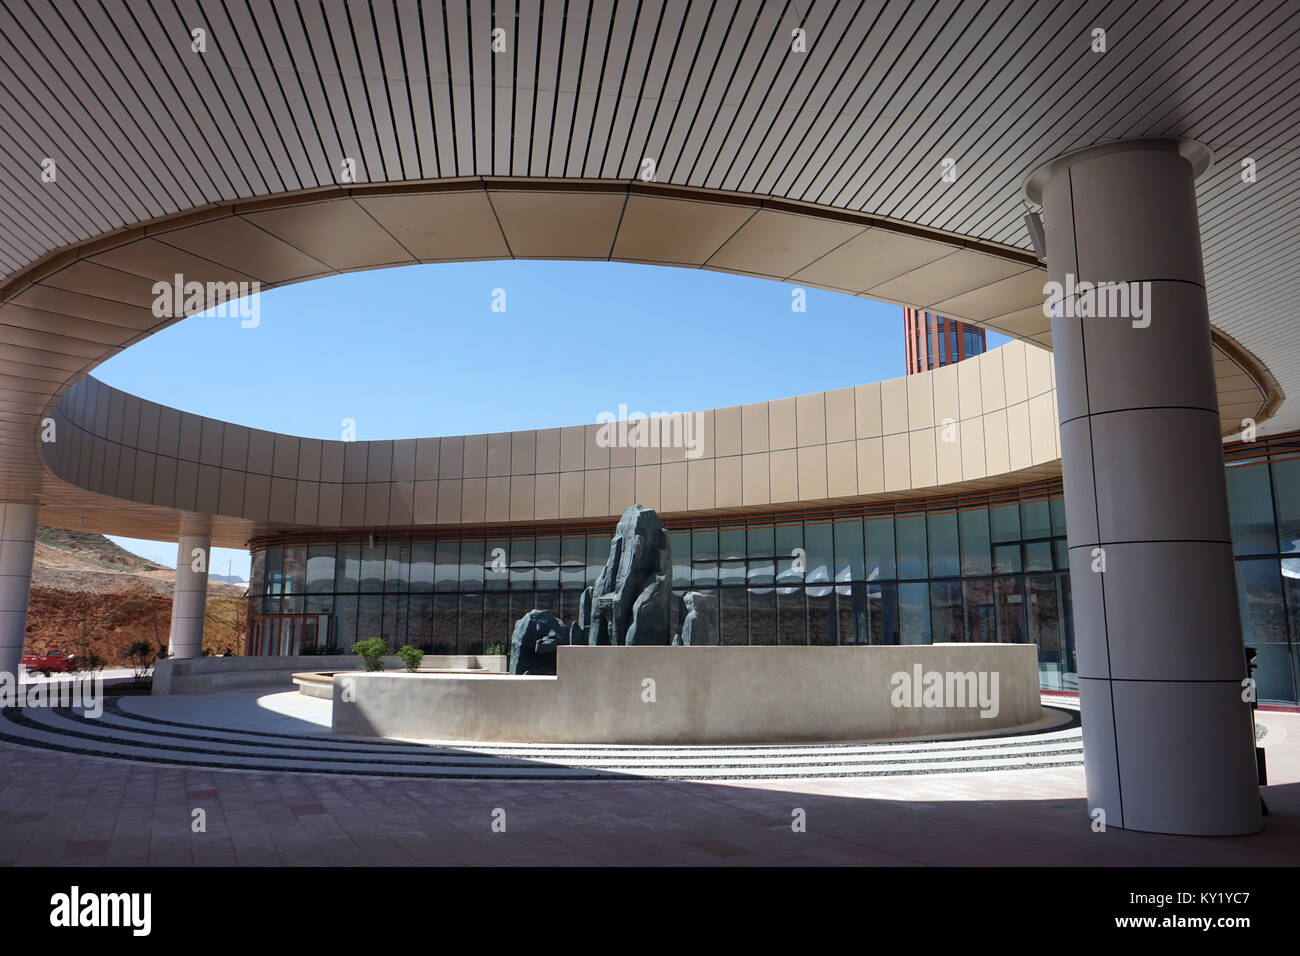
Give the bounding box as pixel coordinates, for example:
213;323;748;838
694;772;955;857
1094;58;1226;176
0;710;1296;866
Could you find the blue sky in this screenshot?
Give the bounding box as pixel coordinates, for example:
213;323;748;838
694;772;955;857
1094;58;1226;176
95;261;1006;577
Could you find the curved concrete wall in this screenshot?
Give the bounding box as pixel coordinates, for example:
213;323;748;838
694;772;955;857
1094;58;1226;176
331;643;1043;745
43;340;1060;534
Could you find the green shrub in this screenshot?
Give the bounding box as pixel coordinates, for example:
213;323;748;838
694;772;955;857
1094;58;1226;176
484;642;506;657
351;637;388;672
76;651;107;676
396;645;424;673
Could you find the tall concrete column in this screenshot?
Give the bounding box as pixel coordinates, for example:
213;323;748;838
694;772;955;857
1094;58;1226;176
0;502;38;678
1027;138;1261;835
169;534;211;658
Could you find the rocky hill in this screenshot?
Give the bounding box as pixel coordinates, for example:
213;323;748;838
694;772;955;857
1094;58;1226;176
25;527;247;664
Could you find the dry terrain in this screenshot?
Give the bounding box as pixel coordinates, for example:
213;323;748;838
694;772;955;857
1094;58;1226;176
25;527;246;665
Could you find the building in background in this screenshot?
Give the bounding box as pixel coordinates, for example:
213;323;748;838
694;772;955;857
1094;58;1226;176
904;308;986;374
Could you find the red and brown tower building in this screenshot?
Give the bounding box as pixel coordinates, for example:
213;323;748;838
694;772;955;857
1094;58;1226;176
904;309;986;374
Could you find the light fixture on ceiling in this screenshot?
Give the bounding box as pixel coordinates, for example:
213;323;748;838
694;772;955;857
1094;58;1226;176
1023;202;1047;264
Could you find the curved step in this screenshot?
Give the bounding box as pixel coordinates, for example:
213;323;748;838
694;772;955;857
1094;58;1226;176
0;698;1083;781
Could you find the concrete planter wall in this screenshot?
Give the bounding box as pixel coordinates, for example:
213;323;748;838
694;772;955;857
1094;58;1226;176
152;654;506;695
332;644;1041;745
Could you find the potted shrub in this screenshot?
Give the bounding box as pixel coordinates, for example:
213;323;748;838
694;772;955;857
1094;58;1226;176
396;645;424;673
350;637;388;672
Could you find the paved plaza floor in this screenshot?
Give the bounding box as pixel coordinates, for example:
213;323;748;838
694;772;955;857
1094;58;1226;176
0;693;1295;867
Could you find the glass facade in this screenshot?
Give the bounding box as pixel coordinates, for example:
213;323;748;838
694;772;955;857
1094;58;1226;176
248;485;1079;690
244;435;1300;705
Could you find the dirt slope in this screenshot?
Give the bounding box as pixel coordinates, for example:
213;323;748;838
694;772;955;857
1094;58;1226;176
24;528;247;664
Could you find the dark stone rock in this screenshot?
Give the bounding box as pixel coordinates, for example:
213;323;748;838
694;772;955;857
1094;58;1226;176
589;504;671;646
626;573;672;645
509;609;568;675
679;591;718;646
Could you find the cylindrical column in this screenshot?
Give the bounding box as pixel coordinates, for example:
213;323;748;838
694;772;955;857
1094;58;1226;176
1027;138;1261;835
0;502;38;678
169;533;211;658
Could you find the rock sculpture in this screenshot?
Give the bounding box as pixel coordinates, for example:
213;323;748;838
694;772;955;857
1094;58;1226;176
509;609;568;675
589;504;672;646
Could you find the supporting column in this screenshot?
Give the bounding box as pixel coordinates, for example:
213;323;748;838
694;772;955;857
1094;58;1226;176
0;502;38;678
1027;138;1261;835
169;534;211;658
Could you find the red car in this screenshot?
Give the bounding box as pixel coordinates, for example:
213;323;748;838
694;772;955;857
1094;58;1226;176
22;649;77;676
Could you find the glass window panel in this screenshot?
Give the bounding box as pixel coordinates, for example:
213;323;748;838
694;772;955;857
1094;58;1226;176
382;593;406;648
385;542;408;592
434;540;459;591
357;594;384;645
1227;463;1277;556
334;544;360;593
834;520;865;583
1236;558;1288;644
869;581;899;645
507;537;532;587
460;539;485;591
250;551;266;597
803;521;833;588
775;523;804;585
282;546;306;595
333;595;358;648
669;531;692;588
1027;574;1061;686
264;546;284;596
719;527;746;561
777;586;807;645
1050;496;1067;537
898;581;931;644
1274;459;1300;554
963;578;995;643
306;546;336;594
990;503;1021;544
995;576;1028;643
305;593;334;615
716;586;744;646
481;591;511;651
1024;540;1054;572
836;581;868;645
409;541;436;592
927;512;959;578
359;544;384;592
929;580;963;642
807;588;835;645
1021;499;1052;539
959;507;991;576
993;543;1022;574
534;536;560;590
561;535;587;590
865;518;897;581
748;525;775;585
1053;539;1069;571
749;587;777;645
692;530;718;587
407;593;434;649
720;559;746;586
895;514;927;580
484;536;510;591
458;593;484;655
430;593;458;654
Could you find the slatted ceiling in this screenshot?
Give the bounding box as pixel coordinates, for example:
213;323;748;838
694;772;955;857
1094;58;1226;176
85;4;212;207
583;0;631;177
657;0;735;183
349;3;404;181
637;0;705;183
270;4;345;184
221;2;313;190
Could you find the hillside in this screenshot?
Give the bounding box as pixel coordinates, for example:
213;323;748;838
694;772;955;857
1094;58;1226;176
25;527;247;664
